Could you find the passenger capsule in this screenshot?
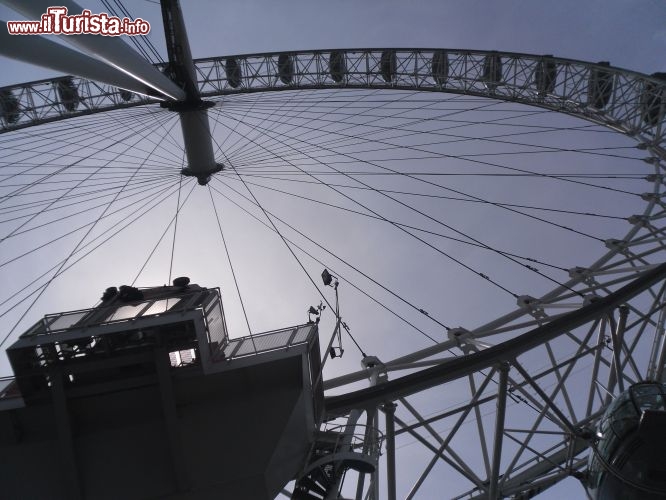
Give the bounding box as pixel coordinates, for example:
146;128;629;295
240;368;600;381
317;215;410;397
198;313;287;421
535;57;557;96
483;53;502;85
431;50;449;85
380;50;396;83
641;72;666;127
56;77;79;112
225;57;242;88
119;89;133;102
329;51;346;83
0;89;20;125
278;54;294;85
588;62;613;109
586;382;666;499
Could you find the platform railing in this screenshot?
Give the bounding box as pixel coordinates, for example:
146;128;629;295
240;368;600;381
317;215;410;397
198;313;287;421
36;292;208;337
316;423;384;460
219;324;316;361
294;422;384;498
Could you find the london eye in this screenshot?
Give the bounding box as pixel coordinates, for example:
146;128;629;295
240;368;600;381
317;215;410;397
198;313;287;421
1;1;666;499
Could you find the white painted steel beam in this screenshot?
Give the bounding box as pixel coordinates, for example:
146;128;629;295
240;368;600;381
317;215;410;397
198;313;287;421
326;263;666;413
1;0;185;101
0;22;161;99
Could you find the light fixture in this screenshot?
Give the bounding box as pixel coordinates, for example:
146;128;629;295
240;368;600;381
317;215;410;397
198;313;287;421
321;269;333;286
308;303;326;324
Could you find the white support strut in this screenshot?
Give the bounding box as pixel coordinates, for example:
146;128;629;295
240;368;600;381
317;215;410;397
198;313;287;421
1;0;185;101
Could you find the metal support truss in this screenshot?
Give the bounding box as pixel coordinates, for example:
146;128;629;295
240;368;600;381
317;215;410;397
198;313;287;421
4;45;666;499
326;263;666;498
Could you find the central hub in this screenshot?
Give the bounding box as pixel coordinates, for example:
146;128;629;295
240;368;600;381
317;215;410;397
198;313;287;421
181;162;224;186
159;0;222;186
160;99;216;112
176;106;222;186
161;101;223;185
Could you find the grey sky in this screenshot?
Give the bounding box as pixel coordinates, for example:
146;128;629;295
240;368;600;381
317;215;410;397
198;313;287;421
0;1;664;498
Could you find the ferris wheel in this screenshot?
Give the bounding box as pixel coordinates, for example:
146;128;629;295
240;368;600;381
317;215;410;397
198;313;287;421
1;1;666;499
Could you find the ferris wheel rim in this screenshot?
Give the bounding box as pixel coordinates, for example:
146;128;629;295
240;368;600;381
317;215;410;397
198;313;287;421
2;48;666;499
2;48;664;337
2;48;665;388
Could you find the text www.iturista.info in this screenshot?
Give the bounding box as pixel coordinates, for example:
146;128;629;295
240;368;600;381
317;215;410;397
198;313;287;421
6;7;151;36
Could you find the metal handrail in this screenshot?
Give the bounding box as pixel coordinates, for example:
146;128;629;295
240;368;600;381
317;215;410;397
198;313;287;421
22;290;216;338
317;423;385;456
299;423;385;477
221;324;315;361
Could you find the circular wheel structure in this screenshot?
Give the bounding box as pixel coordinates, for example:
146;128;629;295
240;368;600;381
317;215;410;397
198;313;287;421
2;48;666;499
